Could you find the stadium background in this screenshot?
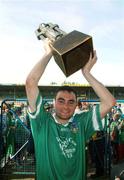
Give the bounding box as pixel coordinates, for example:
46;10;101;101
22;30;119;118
0;84;124;100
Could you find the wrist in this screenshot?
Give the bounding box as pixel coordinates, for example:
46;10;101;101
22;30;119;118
45;51;52;58
82;69;90;76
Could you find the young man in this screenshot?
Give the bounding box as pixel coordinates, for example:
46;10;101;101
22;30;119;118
25;39;116;180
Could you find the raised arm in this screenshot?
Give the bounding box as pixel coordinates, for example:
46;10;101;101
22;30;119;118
25;39;52;113
82;50;116;119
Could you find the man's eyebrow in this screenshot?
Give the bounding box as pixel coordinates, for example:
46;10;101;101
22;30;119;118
57;98;75;101
57;97;65;100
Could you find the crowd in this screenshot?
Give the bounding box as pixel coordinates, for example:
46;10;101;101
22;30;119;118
0;102;33;167
75;100;124;178
0;99;124;179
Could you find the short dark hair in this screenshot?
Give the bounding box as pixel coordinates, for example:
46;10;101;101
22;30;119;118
55;86;77;99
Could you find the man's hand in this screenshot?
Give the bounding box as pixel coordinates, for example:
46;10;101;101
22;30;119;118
82;50;97;74
43;38;53;55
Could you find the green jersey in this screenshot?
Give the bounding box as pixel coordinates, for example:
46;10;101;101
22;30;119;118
28;94;103;180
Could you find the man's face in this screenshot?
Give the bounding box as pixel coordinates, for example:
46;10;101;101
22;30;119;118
54;90;77;122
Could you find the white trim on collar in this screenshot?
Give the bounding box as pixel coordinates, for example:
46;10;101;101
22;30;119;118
52;113;74;127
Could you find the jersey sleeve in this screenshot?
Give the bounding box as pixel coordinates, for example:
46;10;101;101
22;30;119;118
79;104;103;142
27;92;48;138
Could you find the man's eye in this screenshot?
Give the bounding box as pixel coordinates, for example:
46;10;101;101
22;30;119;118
58;100;64;104
69;101;75;105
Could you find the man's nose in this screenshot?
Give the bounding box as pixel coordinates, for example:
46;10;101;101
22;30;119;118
63;103;69;108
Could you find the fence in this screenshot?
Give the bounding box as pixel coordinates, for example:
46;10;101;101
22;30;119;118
0;98;35;179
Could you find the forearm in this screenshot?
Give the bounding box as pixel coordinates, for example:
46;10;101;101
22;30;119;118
25;51;52;112
83;71;116;118
83;71;114;102
26;52;52;86
81;50;116;118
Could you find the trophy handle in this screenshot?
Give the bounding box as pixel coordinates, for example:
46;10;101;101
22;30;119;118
35;23;66;41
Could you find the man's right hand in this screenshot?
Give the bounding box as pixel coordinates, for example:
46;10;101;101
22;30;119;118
43;38;53;55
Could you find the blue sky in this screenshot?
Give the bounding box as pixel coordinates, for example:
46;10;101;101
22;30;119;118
0;0;124;86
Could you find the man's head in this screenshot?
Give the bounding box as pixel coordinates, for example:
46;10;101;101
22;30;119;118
54;86;77;123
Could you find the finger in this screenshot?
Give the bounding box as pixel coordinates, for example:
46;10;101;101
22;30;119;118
89;52;92;60
93;50;97;60
93;50;96;56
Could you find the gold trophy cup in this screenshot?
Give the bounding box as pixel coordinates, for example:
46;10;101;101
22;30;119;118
35;23;93;77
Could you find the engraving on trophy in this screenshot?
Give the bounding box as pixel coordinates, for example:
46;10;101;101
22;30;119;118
35;23;93;77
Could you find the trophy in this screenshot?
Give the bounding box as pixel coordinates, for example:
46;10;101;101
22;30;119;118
35;23;93;77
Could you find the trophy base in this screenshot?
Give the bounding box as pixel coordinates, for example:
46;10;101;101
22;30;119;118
52;30;93;77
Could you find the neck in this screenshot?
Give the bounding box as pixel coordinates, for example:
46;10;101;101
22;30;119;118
55;114;69;124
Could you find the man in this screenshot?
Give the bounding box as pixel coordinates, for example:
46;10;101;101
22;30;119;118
25;39;116;180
